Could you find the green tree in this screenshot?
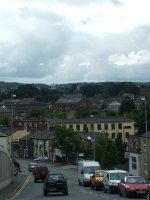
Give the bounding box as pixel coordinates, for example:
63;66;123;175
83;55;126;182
119;99;136;114
133;98;150;135
102;139;118;169
75;105;91;118
54;126;84;164
115;133;126;163
0;116;10;126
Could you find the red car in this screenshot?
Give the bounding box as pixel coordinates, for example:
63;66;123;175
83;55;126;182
118;176;149;198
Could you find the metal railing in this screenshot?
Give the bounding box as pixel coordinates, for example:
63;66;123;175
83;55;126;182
0;146;14;190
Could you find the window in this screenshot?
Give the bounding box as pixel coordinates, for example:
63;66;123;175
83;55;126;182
76;124;80;131
69;124;73;129
111;123;115;130
132;156;137;170
97;124;101;130
104;124;108;130
118;123;122;129
90;124;94;131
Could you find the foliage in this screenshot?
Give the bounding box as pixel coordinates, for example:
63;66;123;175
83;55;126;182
0;116;10;126
12;84;39;98
75;105;91;118
133;98;150;135
27;108;67;119
54;126;84;164
115;133;126;163
119;98;136;114
102;139;119;169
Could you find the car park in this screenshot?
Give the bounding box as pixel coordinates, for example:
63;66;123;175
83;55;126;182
118;176;149;198
34;156;48;162
43;173;68;196
103;169;128;194
28;162;38;173
90;170;106;190
34;166;49;182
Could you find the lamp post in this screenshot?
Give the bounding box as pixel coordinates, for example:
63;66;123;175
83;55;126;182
141;96;148;179
10;94;16;157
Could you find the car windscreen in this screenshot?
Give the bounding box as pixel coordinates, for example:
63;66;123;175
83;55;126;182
110;172;128;180
95;171;104;177
47;174;63;182
126;177;146;184
84;166;100;174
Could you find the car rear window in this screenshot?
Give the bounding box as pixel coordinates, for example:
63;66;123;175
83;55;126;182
38;167;48;172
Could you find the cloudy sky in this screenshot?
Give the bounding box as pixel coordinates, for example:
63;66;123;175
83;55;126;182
0;0;150;85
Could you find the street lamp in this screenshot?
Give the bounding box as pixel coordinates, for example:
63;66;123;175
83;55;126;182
10;94;16;157
141;96;148;178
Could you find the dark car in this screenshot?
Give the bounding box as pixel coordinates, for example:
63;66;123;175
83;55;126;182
43;173;68;196
34;166;49;183
28;162;38;173
118;176;149;198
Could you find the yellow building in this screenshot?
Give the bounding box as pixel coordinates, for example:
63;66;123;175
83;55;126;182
7;130;30;157
47;118;136;142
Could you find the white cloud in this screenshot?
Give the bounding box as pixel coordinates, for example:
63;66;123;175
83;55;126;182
0;0;150;84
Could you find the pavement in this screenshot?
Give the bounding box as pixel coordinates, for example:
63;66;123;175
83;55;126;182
0;172;30;200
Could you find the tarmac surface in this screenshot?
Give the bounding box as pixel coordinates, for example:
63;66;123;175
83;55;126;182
0;172;29;200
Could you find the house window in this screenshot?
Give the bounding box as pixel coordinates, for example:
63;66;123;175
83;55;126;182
118;123;122;129
90;124;94;131
112;132;115;139
76;124;80;131
111;123;115;130
83;124;88;132
131;156;137;170
104;124;108;130
97;124;101;130
69;124;73;129
124;126;131;129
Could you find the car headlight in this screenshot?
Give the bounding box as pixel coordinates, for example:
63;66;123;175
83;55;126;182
109;182;117;186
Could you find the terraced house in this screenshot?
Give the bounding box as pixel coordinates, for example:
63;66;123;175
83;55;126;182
47;118;136;142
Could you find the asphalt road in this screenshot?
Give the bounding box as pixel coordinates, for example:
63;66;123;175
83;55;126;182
15;159;147;200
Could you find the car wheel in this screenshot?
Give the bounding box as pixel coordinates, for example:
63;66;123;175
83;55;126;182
44;190;47;196
104;187;107;193
64;190;68;195
95;185;98;191
109;187;112;194
119;189;122;196
78;179;81;185
125;191;129;198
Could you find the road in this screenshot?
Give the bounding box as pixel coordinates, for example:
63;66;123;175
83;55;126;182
15;159;146;200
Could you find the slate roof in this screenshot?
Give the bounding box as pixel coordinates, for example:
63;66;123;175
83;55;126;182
56;94;84;104
47;118;134;125
0;132;7;137
20;131;55;141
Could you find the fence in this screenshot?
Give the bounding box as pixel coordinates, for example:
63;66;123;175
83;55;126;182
0;146;13;190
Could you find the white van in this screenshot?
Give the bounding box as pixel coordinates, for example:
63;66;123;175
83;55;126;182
78;160;100;186
103;170;128;193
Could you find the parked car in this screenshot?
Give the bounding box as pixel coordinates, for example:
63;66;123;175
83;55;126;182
28;162;38;173
118;176;149;198
34;156;48;162
34;166;49;182
103;170;128;194
90;170;106;190
43;173;68;196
